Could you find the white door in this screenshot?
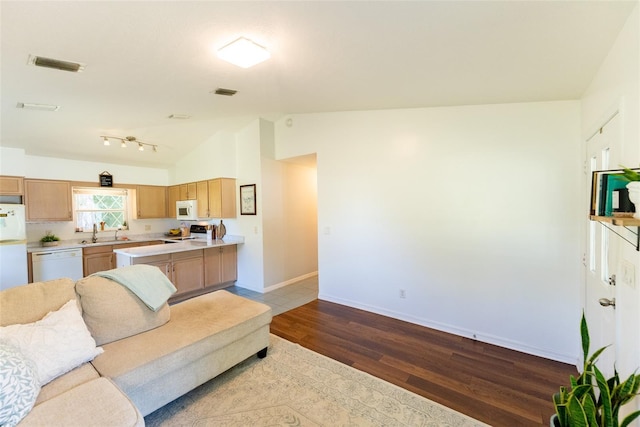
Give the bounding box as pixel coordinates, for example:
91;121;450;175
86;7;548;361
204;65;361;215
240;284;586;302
585;112;621;375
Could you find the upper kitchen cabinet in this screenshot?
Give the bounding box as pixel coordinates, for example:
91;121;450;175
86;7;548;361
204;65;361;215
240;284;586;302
179;183;197;201
196;181;209;218
134;185;167;219
24;179;72;221
207;178;236;218
0;176;24;196
167;185;179;218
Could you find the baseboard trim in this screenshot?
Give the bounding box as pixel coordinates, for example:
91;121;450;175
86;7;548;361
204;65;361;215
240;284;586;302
264;271;319;293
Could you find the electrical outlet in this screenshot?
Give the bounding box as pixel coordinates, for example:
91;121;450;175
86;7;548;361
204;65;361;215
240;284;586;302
145;225;151;231
399;289;406;298
620;259;636;288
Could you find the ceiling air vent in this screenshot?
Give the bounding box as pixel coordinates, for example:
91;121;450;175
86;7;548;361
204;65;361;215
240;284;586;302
213;88;237;96
27;55;85;73
17;102;60;112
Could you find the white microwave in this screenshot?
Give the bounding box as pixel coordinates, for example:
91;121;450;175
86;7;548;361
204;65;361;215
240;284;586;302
176;200;198;220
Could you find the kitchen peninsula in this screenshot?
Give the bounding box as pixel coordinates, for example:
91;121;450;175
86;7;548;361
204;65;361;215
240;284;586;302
114;236;243;302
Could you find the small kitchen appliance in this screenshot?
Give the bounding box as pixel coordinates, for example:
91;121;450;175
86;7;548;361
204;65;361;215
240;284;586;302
176;200;198;220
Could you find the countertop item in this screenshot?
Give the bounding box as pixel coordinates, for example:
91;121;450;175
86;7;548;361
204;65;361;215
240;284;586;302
113;235;244;258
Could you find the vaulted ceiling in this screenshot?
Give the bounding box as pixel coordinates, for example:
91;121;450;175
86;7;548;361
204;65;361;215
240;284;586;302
1;1;636;168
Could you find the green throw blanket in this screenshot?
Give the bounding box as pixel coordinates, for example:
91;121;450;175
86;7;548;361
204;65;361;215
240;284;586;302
93;265;177;311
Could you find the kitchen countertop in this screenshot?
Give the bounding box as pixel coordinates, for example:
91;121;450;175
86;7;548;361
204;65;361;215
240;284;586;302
113;235;244;258
27;234;243;254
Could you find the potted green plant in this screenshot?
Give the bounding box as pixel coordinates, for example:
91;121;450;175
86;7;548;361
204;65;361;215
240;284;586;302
552;313;640;427
40;232;60;247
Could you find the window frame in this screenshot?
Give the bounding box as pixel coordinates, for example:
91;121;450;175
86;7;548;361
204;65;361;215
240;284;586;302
73;187;129;232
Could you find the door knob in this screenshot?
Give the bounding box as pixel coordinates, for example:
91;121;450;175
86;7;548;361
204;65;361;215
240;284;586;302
599;298;616;308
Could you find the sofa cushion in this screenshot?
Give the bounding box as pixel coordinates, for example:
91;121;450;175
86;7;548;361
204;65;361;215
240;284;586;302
76;275;170;345
0;278;76;326
91;290;272;390
0;342;40;427
18;378;144;427
35;363;99;405
0;299;103;385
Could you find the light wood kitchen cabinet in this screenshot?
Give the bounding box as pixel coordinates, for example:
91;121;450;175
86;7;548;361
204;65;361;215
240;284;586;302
220;245;237;283
204;245;237;287
127;253;172;280
172;250;204;295
207;178;236;218
25;179;72;221
134;185;167;219
167;185;179;218
179;183;197;200
0;176;24;196
196;180;209;218
83;245;114;276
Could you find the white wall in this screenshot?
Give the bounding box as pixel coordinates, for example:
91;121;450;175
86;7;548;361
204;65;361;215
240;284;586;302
170;131;237;184
24;155;169;185
580;2;640;415
234;120;265;291
0;147;26;176
275;101;582;362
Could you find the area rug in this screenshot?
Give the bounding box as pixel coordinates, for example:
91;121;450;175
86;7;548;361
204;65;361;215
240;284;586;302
145;334;488;427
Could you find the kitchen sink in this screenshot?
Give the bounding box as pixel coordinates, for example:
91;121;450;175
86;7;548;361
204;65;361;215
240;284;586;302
81;239;133;245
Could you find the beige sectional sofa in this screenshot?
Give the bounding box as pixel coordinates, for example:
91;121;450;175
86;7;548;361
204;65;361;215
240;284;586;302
0;274;272;426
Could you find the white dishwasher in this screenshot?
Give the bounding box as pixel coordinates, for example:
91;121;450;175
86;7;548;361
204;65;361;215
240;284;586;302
32;248;84;282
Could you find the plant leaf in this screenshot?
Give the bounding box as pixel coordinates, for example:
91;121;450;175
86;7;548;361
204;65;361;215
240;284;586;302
621;410;640;427
567;395;589;427
581;392;597;427
594;365;613;427
581;312;590;365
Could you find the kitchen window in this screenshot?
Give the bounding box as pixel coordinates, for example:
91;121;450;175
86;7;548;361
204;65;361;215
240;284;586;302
73;188;129;232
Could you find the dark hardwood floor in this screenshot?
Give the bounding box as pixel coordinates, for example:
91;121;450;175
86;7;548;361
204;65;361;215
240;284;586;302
270;299;578;427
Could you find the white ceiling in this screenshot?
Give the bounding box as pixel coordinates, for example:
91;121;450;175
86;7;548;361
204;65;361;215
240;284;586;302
1;1;636;168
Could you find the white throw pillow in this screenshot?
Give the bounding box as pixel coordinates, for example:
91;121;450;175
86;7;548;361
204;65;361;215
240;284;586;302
0;299;103;385
0;342;41;427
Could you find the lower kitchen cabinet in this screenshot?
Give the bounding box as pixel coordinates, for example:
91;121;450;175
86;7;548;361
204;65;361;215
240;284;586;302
83;241;166;276
83;245;114;276
116;244;237;300
204;245;237;287
171;250;204;294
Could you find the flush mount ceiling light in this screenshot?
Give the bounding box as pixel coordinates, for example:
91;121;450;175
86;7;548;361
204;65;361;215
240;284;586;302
216;37;270;68
16;102;60;112
99;135;158;153
27;54;85;73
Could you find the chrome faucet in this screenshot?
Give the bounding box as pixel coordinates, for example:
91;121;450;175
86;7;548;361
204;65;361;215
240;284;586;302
114;227;120;241
92;224;98;243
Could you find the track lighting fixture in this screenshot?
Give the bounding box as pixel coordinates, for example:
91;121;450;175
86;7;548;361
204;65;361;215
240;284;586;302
99;135;158;153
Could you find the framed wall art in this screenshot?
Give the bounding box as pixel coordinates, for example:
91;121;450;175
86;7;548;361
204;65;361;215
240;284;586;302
240;184;256;215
